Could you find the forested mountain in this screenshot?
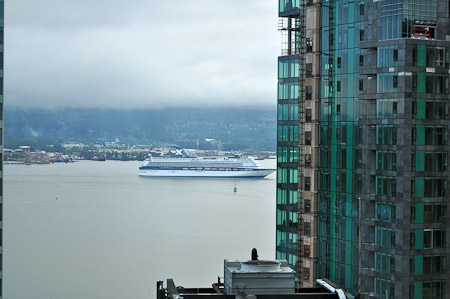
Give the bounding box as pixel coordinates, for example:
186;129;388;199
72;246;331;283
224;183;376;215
5;107;276;151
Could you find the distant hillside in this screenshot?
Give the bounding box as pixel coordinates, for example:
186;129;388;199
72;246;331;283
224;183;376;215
5;107;276;151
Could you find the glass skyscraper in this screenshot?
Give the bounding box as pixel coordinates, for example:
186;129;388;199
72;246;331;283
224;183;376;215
276;1;450;298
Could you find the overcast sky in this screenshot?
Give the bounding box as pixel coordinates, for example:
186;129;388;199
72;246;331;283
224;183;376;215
5;0;278;109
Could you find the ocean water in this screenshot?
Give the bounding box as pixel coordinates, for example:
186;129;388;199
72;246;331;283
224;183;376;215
4;160;276;299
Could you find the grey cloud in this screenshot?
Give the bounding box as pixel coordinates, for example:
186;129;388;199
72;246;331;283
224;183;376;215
5;0;278;109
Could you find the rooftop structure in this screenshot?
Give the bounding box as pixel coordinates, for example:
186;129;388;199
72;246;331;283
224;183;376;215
157;254;350;299
224;259;295;295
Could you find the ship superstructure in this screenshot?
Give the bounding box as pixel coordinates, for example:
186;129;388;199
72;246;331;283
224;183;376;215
139;156;275;178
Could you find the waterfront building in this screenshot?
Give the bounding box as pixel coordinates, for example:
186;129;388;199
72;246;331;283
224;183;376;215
276;0;450;298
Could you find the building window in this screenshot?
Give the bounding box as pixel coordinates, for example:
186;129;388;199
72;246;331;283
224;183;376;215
337;80;341;92
353;174;363;193
339;172;346;192
359;79;363;91
304;199;311;213
412;177;448;197
360;29;364;41
354;148;362;168
319;171;330;191
424;152;448;171
424;229;446;249
423;255;446;274
375;227;395;248
303;267;310;281
359;55;364;66
377;73;399;92
414;73;450;93
426;46;446;67
425;204;446;222
306;37;313;52
377;125;397;145
277;125;299;142
277;146;298;164
304;222;311;236
375;201;396;222
414;45;448;67
412;125;448;145
278;104;298;121
422;281;445;299
278;59;300;79
306;108;312;122
277;167;298;184
413;99;449;120
306;85;313;100
425;126;447;145
305;154;311;167
337;57;341;68
277;188;298;205
375;252;395;274
412;203;447;223
279;0;301;13
339;148;347;168
306;63;312;76
425;100;448;119
277;210;297;227
276;230;297;250
374;278;394;298
303;245;310;258
278;82;299;100
304;177;311;191
376;151;396;170
376;176;396;197
426;74;449;93
305;131;312;145
377;99;397;118
378;45;399;67
424;178;447;197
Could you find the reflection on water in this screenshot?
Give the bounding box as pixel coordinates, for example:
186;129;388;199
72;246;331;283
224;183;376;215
4;160;276;299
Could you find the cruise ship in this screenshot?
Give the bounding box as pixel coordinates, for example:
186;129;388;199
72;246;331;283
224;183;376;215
139;150;275;178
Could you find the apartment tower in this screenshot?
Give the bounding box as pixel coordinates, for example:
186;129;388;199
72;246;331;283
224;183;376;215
276;0;450;298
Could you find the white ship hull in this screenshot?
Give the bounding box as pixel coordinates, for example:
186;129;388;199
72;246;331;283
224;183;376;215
139;168;274;178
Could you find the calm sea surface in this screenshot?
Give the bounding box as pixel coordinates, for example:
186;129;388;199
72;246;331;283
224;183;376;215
4;160;276;299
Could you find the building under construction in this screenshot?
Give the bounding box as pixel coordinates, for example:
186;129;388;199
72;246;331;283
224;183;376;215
276;0;450;298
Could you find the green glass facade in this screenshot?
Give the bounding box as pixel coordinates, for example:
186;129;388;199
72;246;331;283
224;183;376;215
316;0;364;293
276;54;300;268
277;0;450;298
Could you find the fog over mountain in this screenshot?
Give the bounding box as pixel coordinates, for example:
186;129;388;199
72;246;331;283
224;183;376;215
5;107;276;151
5;0;278;109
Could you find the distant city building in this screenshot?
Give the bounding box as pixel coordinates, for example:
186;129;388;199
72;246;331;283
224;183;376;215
276;0;450;298
62;142;86;148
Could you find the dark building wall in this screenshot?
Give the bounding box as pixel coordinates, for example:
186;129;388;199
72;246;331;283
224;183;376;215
278;0;450;298
357;1;450;298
